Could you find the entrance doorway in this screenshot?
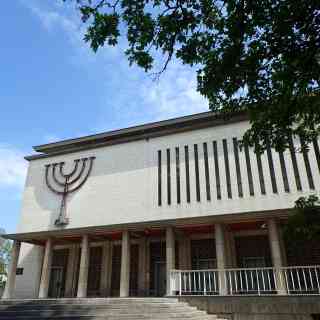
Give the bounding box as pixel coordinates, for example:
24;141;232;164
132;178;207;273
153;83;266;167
87;246;102;297
49;267;64;298
48;249;69;298
154;261;166;296
150;241;166;297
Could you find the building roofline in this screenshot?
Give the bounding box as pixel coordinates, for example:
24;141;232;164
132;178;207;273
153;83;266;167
25;111;248;161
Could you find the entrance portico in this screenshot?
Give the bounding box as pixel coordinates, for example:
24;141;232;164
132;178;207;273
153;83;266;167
4;210;318;300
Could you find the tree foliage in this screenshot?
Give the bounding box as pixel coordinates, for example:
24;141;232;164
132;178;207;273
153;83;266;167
65;0;320;151
283;195;320;247
0;238;11;288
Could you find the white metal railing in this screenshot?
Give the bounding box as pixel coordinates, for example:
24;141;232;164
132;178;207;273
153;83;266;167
170;266;320;296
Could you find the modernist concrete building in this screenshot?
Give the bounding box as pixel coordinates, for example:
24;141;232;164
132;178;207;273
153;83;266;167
1;112;320;317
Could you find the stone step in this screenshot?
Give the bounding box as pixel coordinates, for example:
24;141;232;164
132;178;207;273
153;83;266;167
0;304;195;311
0;317;218;320
0;298;223;320
0;298;180;305
0;309;207;316
0;316;213;319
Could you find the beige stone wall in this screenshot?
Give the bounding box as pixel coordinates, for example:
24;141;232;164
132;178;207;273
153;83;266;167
179;296;318;320
14;243;43;299
18;120;320;234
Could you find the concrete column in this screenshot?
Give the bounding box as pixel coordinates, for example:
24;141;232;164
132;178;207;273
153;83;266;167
215;224;228;295
38;238;53;298
120;231;130;297
3;241;21;299
36;245;45;298
100;240;112;297
65;245;78;297
145;238;151;295
138;237;147;296
166;227;175;296
268;219;287;294
268;219;284;268
77;235;90;298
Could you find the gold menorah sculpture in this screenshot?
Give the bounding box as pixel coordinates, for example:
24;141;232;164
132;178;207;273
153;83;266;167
45;156;96;227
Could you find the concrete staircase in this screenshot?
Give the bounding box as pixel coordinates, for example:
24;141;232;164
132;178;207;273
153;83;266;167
0;298;225;320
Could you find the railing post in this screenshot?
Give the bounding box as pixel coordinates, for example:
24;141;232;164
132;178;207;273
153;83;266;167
276;268;287;295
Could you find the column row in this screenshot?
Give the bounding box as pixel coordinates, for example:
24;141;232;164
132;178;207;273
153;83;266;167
3;219;284;298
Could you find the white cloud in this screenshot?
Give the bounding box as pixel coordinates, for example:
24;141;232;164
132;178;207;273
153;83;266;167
21;0;78;32
142;61;208;120
21;0;209;133
0;145;27;188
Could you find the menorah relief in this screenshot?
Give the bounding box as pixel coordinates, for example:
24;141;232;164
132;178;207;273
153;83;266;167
45;156;96;227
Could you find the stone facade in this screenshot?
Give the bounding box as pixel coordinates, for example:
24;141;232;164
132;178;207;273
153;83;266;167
2;112;320;319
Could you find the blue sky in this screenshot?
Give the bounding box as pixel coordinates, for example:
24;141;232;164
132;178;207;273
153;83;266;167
0;1;208;233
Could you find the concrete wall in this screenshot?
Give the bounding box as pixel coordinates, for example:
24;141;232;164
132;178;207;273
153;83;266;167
178;296;320;320
14;243;43;298
13;119;320;298
17;120;320;233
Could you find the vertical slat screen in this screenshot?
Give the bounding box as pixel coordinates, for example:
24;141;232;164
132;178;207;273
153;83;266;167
266;142;278;193
278;151;290;193
203;142;211;201
223;139;232;199
256;150;266;195
313;138;320;173
213;141;221;200
289;136;302;191
175;147;181;204
166;148;171;205
300;137;315;190
157;135;319;206
233;137;243;198
158;150;162;206
185;145;191;203
194;144;201;202
244;143;254;196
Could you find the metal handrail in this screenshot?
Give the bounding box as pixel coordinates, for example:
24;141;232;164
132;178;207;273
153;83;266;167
170;265;320;296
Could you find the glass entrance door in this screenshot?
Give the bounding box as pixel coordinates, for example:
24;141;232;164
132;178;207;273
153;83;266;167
48;249;69;298
49;267;64;298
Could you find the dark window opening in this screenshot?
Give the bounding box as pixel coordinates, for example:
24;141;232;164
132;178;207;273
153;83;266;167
244;143;254;196
185;145;191;203
166;148;171;205
233;137;243;198
194;144;201;202
213;141;221;199
203;142;211;201
223;139;232;199
175;147;181;204
157;150;162;206
266;142;278;193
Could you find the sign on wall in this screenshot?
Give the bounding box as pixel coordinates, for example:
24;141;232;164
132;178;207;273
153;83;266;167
45;156;96;227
